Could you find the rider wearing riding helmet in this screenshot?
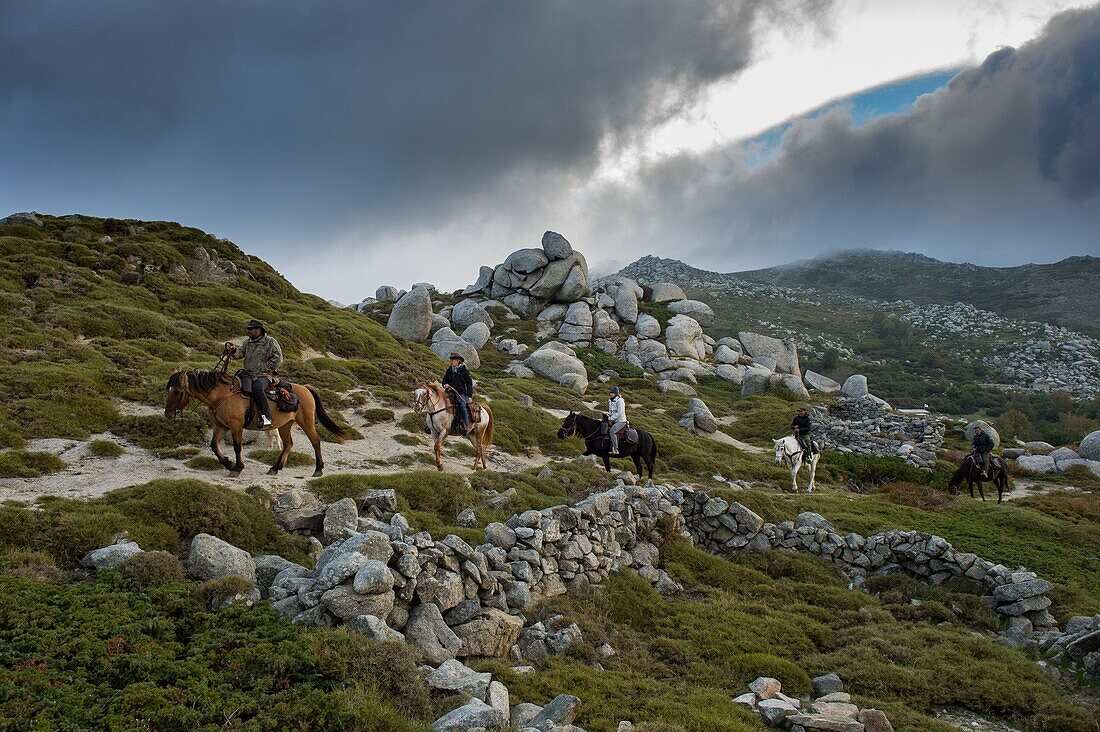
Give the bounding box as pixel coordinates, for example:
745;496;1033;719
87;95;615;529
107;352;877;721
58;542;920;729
607;386;627;455
225;319;283;428
442;352;474;432
791;407;814;455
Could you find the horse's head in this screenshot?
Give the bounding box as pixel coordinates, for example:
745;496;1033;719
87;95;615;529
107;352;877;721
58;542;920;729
557;411;578;439
411;385;429;413
773;438;787;464
165;371;191;418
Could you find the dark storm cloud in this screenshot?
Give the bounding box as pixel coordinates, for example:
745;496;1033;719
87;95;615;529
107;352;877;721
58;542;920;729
0;0;823;275
589;4;1100;273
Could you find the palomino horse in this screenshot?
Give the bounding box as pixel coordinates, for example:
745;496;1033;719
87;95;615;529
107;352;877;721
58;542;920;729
165;369;346;477
948;454;1010;503
413;382;494;471
774;434;820;492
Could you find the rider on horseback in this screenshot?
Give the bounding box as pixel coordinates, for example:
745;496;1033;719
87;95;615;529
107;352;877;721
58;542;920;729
791;407;815;457
224;319;283;428
971;425;995;479
606;386;627;456
442;352;474;432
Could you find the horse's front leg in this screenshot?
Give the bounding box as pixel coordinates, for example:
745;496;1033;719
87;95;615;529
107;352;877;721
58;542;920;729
968;479;974;500
434;431;446;472
977;480;985;502
228;424;245;477
806;456;818;493
210;422;232;470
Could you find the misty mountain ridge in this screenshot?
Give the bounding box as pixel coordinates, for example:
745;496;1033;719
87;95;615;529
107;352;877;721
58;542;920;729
622;249;1100;335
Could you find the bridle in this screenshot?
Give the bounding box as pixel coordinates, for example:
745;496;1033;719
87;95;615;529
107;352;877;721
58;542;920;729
413;385;449;417
559;415;601;442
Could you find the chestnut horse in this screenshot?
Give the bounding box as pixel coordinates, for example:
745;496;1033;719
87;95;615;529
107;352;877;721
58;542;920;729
412;382;494;471
165;368;346;477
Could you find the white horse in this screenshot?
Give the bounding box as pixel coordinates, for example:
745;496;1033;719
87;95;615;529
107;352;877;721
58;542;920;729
774;434;820;492
412;382;494;471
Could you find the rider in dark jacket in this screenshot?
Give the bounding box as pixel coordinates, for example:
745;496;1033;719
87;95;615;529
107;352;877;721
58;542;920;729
972;426;995;477
442;353;474;431
791;407;814;455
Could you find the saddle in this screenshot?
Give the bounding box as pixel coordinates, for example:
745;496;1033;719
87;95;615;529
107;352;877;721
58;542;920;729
236;372;299;427
444;393;481;433
601;419;638;449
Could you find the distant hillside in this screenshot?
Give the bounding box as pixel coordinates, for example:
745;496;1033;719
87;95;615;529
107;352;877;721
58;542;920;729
736;250;1100;335
0;212;435;448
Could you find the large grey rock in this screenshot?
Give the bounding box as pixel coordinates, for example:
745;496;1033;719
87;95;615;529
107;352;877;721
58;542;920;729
504;247;549;274
462;266;494;295
386;287;434;342
635;313;662;338
1078;430;1100;461
272;489;326;533
741;370;768;396
839;374;867;398
716;364;747;385
992;578;1053;602
686;398;718;433
665;315;705;360
461;322;491;350
1049;446;1080;464
592;308;619;337
452;609;524;658
524;344;586;383
749;676;782;699
858;708;895;732
451;299;494;331
558;302;593;343
253;555;301;590
406;603;463;665
714;345;742;364
321;584;394;621
375;285;400;302
323;497;359;544
649;282;686;302
529;694;581;728
187;534;255;583
771;373;810;399
350;614;405;643
658;380;696;396
352;560;394;595
81;540;143;570
541;230;573;261
758;697;798;726
427;658;491;699
614;281;639;323
804;370;841;394
965;420;1000;448
811;673;844;697
430;328;481;369
431;698;504;732
1016;454;1057;473
668;299;715;327
785;714;863;732
738;332;800;375
1024;441;1056;455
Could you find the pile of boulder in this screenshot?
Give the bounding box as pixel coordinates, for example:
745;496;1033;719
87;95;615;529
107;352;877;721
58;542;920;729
813;394;944;469
1011;614;1100;679
462;231;590;317
734;673;894;731
1006;428;1100;477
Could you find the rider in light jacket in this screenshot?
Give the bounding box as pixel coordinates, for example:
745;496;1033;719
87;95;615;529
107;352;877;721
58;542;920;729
607;386;627;455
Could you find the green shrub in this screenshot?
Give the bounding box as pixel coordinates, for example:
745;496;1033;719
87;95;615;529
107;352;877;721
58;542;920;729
0;549;63;583
185;455;223;471
247;449;314;467
393;433;423;446
360;407;396;426
112;413;208;449
398;412;425;433
122;550;183;589
0;450;66;478
87;439;124;458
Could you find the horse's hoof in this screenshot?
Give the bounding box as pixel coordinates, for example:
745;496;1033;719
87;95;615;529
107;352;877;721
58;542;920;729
228;470;241;478
312;469;323;477
267;467;279;476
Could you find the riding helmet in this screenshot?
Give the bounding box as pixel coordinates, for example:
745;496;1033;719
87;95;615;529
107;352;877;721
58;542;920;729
609;386;621;395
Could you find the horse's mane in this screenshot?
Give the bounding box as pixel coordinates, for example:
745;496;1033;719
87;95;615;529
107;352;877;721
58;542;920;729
419;381;446;399
185;368;232;393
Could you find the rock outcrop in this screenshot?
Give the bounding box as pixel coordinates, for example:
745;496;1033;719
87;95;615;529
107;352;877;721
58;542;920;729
386;287;434;342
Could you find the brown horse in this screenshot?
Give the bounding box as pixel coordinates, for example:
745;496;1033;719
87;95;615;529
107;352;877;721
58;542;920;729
412;382;494;471
165;368;346;477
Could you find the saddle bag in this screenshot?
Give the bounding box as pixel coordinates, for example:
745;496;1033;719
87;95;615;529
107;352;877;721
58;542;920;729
468;400;482;424
275;387;299;413
624;426;639;444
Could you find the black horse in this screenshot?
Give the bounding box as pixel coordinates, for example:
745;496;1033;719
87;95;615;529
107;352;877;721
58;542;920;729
948;454;1010;503
557;411;657;478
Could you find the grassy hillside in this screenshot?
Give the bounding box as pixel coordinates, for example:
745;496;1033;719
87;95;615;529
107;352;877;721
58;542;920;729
736;250;1100;336
1;216;1097;731
0;214;437;450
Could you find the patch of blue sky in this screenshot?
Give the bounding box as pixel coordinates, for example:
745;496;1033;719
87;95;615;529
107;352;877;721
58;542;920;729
741;69;959;169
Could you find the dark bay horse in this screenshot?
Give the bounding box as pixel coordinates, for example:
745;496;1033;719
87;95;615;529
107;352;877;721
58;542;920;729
165;368;347;477
557;411;657;478
948;454;1010;503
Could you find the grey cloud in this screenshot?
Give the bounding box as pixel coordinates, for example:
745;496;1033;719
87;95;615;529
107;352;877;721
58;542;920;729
0;0;815;290
585;4;1100;273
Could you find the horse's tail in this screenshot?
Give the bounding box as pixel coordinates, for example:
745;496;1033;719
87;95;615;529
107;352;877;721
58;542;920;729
307;386;349;440
481;405;494;450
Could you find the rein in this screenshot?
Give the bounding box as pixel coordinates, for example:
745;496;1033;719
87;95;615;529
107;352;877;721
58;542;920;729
564;417;603;443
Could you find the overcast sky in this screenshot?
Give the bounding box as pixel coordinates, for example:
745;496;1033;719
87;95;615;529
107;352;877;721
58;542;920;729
1;1;1097;301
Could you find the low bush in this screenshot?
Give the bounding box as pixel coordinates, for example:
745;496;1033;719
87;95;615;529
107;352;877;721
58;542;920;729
360;407;396;426
87;439;124;458
0;549;63;583
185;455;222;471
880;482;957;512
111;413;208;449
122;550;183;589
247;449;315;467
0;450;66;478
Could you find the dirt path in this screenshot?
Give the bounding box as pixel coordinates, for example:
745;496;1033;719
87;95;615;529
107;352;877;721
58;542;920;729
0;398;544;503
